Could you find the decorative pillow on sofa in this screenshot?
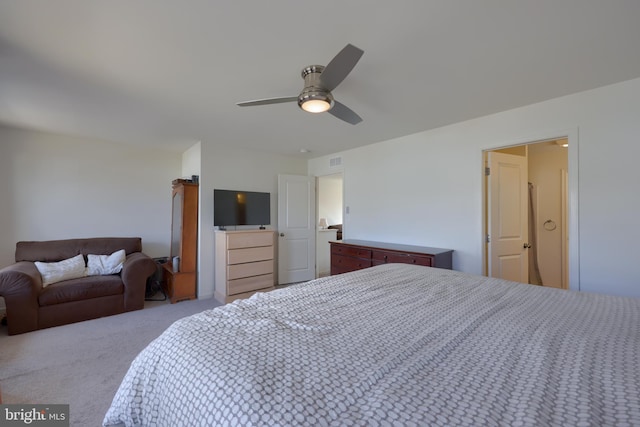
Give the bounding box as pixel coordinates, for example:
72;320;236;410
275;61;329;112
35;254;87;287
86;249;126;276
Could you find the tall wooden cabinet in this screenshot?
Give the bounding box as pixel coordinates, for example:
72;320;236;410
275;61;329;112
163;180;198;303
214;230;275;304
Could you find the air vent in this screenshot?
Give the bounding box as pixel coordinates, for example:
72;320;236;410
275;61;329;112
329;156;342;167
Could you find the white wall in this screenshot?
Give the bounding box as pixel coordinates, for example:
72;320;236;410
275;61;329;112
181;142;201;179
0;126;180;265
198;144;307;299
309;77;640;298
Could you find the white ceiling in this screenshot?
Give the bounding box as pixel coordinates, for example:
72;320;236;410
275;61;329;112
1;1;640;158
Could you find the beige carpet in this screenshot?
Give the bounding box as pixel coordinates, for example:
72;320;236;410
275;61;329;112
0;295;222;426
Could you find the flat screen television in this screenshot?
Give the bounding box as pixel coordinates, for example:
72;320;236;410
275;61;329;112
214;189;271;227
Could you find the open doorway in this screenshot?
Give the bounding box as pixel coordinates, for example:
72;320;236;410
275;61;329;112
316;173;343;277
484;139;569;289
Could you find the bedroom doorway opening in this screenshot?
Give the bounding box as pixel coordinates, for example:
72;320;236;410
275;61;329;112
316;173;343;278
483;139;569;289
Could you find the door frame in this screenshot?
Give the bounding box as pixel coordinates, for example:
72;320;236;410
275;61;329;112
481;128;580;291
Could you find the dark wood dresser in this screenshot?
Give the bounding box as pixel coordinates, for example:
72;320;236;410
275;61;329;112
330;239;453;275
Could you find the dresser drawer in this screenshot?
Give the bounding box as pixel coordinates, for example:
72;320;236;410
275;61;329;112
227;232;273;249
372;250;433;267
215;230;276;304
228;260;273;280
228;246;273;265
331;254;372;273
228;273;274;295
331;244;372;259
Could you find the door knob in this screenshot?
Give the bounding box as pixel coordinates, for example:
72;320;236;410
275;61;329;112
523;243;531;249
280;233;285;237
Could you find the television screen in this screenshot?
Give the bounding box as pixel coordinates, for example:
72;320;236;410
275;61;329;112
214;189;271;227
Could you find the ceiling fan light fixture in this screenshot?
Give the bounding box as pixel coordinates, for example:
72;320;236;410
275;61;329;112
298;86;334;114
300;98;332;113
298;65;333;113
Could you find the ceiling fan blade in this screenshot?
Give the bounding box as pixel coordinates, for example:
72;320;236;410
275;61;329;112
236;96;298;107
320;44;364;92
328;100;362;125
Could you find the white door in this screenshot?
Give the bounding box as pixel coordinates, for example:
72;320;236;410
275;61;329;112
487;152;529;283
278;174;316;284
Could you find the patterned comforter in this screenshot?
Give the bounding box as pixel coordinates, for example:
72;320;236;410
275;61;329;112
103;264;640;426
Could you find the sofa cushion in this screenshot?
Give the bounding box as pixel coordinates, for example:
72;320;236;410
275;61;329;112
35;254;87;287
16;237;143;263
87;249;126;276
38;275;124;306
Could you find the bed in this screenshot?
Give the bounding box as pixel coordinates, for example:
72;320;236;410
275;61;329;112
103;264;640;426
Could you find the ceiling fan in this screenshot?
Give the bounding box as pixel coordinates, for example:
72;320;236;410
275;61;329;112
237;44;364;125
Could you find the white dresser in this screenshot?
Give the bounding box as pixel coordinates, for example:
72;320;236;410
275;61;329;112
214;230;275;303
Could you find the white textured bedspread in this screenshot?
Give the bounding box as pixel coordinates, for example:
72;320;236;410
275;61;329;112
104;264;640;426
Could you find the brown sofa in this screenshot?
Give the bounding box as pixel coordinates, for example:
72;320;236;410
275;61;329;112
0;237;156;335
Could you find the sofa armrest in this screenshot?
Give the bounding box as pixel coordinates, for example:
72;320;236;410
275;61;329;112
0;261;42;335
120;252;157;311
